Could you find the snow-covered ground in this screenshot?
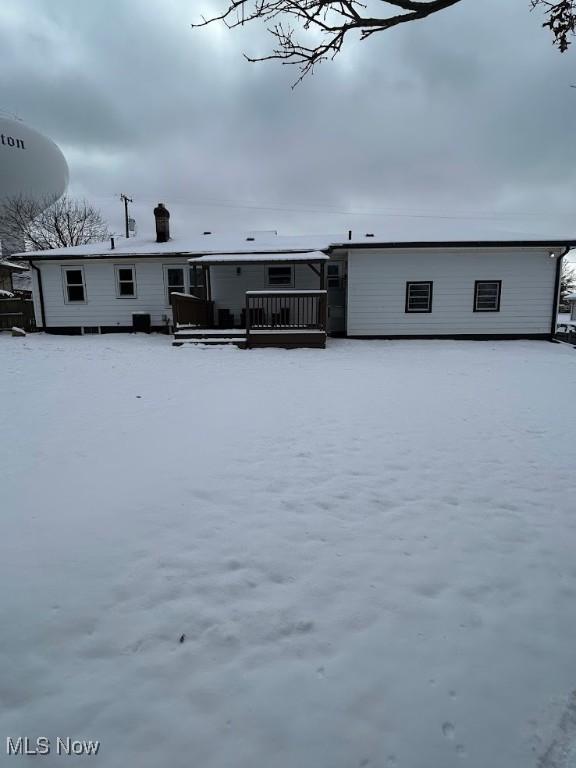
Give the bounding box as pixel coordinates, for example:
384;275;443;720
1;334;576;768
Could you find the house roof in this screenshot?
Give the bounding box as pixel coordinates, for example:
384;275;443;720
187;250;328;265
14;223;576;261
18;232;338;260
0;258;28;272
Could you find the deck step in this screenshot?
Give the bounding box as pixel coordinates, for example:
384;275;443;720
174;327;246;340
173;334;246;348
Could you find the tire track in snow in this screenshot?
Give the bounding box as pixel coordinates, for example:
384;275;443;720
537;690;576;768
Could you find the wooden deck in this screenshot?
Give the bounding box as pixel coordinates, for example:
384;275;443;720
171;290;328;349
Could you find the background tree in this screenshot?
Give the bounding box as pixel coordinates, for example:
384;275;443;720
560;260;576;312
0;195;110;253
194;0;576;83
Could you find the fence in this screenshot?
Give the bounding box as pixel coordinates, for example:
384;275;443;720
0;298;35;332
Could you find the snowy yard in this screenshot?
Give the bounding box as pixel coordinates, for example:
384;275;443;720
2;333;576;768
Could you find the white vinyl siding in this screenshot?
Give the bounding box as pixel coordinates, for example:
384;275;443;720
36;258;190;329
347;247;558;336
33;259;323;330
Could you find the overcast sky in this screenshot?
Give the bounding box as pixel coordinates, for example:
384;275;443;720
2;0;576;240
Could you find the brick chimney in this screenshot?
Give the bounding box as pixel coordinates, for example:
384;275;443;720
154;203;170;243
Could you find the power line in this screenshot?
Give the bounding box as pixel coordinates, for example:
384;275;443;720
96;192;573;222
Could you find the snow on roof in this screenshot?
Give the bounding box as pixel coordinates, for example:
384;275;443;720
0;259;28;271
565;293;576;302
14;220;576;261
17;232;339;260
189;250;328;264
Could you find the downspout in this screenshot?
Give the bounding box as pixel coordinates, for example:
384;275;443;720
550;246;570;338
29;261;47;329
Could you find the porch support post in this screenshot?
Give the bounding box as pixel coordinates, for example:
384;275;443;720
320;261;326;290
205;266;212;301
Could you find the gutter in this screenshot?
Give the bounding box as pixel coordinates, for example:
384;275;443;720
327;239;576;252
29;261;46;329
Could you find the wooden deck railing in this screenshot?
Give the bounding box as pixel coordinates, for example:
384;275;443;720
170;292;214;327
245;290;327;336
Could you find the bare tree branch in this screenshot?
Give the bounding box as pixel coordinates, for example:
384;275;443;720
0;195;110;253
531;0;576;52
193;0;576;83
193;0;462;83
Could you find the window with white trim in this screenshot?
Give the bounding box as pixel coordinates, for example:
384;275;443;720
474;280;501;312
164;266;185;302
115;265;136;298
63;267;86;303
267;266;293;286
405;281;433;313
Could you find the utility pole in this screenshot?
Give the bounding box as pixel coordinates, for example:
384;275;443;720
120;194;133;238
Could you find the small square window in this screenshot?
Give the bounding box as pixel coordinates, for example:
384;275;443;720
268;266;293;286
63;268;86;303
115;265;136;298
405;281;433;313
474;281;501;312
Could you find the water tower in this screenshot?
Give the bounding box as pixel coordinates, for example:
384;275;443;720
0;114;69;256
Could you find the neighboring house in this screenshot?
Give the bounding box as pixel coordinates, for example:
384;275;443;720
566;293;576;322
0;259;35;331
0;258;28;296
18;207;576;348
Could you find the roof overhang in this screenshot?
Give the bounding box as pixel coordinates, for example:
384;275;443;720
327;239;576;251
0;259;29;272
187;250;329;266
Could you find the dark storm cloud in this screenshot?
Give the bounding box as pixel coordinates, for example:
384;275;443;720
2;0;576;236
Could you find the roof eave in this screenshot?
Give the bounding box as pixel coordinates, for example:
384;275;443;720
328;239;576;251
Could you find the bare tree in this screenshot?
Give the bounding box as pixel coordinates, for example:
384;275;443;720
193;0;576;83
0;195;110;253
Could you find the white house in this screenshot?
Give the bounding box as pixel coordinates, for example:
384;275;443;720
20;207;575;348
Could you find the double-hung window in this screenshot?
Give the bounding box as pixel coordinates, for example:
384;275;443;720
115;266;136;298
268;266;293;286
63;267;86;303
164;267;185;303
405;281;433;313
474;281;501;312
